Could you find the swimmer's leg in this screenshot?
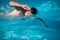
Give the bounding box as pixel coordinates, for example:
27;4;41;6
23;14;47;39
36;18;48;27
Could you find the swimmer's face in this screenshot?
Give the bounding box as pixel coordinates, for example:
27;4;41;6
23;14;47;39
25;11;32;16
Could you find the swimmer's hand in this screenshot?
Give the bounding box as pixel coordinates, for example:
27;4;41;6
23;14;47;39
36;18;48;27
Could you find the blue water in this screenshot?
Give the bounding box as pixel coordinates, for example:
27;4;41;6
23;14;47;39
0;0;60;40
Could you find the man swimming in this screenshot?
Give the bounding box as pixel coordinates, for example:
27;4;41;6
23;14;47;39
8;1;37;17
0;1;47;27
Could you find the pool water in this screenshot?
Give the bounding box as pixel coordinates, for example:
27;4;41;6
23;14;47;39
0;0;60;40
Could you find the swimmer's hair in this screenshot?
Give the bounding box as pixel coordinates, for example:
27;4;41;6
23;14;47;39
31;7;37;15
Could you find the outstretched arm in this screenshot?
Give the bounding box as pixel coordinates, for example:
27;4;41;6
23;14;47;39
9;1;23;7
9;1;31;10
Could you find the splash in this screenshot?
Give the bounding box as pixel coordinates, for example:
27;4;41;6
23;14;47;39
3;30;45;40
3;31;19;39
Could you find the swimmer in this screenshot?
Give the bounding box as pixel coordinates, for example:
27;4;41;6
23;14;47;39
5;1;48;27
8;1;36;17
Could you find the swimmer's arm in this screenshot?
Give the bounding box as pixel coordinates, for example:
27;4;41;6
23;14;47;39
9;1;23;7
7;10;21;16
9;1;31;10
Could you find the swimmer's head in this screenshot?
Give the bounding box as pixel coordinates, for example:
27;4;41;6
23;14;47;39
31;7;37;15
